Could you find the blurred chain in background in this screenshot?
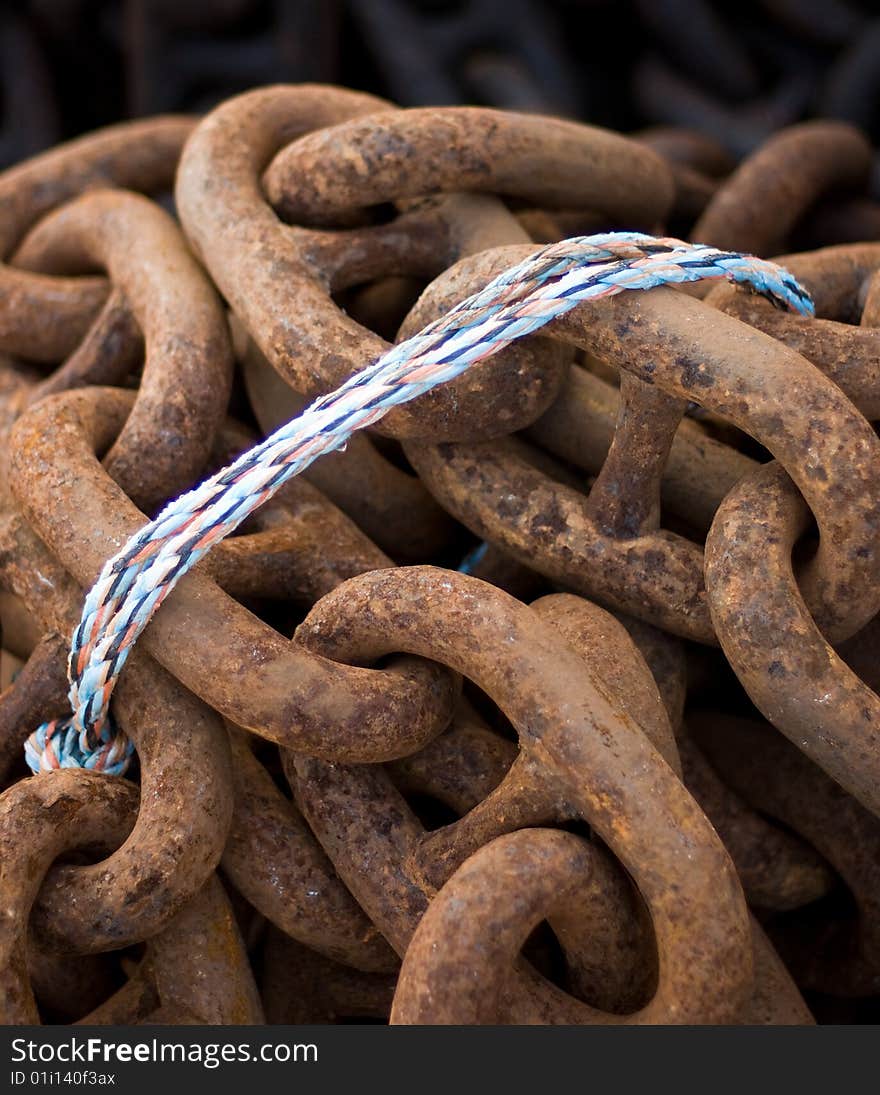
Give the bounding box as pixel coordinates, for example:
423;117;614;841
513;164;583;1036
5;0;880;169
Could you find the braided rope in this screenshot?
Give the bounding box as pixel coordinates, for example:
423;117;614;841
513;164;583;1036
25;232;813;775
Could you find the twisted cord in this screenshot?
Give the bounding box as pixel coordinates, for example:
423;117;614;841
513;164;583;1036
25;232;813;775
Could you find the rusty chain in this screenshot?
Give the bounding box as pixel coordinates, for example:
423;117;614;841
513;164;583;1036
1;82;879;1028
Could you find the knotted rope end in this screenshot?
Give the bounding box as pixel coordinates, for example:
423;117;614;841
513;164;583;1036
25;716;134;777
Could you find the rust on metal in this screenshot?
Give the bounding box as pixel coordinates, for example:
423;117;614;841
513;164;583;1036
4;81;880;1026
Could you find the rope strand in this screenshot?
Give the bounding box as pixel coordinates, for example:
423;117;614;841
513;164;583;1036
25;232;813;775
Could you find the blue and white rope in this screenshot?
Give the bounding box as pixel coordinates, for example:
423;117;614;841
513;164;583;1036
25;232;814;775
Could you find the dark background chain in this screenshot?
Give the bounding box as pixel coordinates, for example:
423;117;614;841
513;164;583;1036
6;0;880;170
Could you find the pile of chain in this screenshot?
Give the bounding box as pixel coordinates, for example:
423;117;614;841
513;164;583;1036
1;84;879;1027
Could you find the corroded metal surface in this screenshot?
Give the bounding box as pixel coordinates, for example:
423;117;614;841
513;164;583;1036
3;85;880;1026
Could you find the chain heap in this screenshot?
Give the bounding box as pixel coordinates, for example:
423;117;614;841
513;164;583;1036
0;86;879;1027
